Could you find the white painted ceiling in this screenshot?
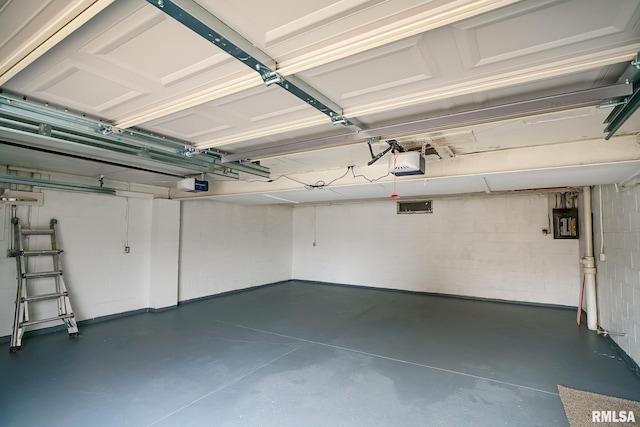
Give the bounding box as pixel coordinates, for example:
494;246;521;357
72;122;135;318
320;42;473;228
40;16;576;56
1;0;640;203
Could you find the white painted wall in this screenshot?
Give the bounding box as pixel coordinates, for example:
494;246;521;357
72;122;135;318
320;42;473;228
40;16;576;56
0;188;181;338
178;200;293;301
45;190;153;320
0;180;586;341
149;198;181;310
0;204;15;335
292;193;580;305
592;184;640;367
1;182;293;338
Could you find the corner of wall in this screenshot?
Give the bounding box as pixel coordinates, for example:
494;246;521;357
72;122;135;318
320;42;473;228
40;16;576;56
593;184;640;370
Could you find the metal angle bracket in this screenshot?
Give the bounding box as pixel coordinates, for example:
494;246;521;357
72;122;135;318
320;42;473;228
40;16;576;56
38;123;52;137
99;124;123;136
603;87;640;140
602;52;640;140
260;69;284;87
147;0;361;130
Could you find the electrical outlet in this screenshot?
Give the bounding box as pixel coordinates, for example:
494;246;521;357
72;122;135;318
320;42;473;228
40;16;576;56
124;246;130;253
599;253;606;261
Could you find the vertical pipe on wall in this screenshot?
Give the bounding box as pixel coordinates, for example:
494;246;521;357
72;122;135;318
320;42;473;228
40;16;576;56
9;205;17;253
599;185;605;257
581;186;598;330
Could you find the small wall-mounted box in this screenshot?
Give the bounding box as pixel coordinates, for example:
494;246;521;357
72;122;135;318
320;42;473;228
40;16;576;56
177;178;209;192
553;208;579;239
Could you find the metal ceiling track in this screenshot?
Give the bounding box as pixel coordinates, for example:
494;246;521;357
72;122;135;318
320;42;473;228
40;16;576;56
0;91;269;179
222;83;633;162
147;0;362;129
602;52;640;140
0;173;116;195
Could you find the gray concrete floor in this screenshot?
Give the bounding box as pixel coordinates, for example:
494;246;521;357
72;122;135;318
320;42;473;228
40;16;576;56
1;280;639;426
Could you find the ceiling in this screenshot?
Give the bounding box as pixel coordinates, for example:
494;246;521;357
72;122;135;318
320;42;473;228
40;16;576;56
1;0;640;204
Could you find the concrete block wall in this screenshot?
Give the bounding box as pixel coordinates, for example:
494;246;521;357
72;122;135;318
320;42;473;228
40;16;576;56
1;182;588;339
0;204;16;335
592;184;640;367
178;199;293;301
0;189;181;337
149;199;181;310
41;191;152;321
1;187;294;338
292;193;580;306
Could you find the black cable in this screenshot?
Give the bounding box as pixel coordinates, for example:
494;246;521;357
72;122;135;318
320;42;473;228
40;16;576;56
351;166;390;182
247;165;391;189
312;167;351;188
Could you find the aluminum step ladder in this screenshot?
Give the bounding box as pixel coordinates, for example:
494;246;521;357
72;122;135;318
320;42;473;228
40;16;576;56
10;218;79;353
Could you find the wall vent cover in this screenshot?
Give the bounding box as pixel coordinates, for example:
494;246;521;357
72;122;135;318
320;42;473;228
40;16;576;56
397;200;433;214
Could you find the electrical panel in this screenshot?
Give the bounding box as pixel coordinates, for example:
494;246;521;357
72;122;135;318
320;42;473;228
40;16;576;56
553;208;579;239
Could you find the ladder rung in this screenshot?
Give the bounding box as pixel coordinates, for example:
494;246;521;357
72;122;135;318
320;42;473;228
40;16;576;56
20;314;74;327
21;250;63;256
23;292;68;302
22;271;63;279
21;229;55;235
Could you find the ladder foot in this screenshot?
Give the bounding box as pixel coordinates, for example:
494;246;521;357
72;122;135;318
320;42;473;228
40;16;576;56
9;346;21;353
69;332;80;338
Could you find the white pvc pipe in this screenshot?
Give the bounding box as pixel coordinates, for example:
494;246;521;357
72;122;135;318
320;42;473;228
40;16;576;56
599;185;604;256
584;186;594;257
581;186;598;330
